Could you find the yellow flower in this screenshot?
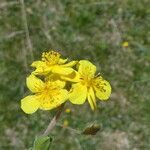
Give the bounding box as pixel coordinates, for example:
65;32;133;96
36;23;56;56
69;60;111;110
63;119;69;127
65;108;71;113
21;74;68;114
31;50;77;76
122;41;129;47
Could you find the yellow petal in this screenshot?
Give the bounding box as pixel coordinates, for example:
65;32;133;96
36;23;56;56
21;95;40;114
26;74;45;93
61;60;78;67
60;71;80;82
46;74;66;88
78;60;96;78
39;89;68;110
69;83;87;104
51;66;74;75
31;61;46;68
87;87;97;110
31;61;52;75
51;80;66;88
93;77;111;100
32;67;52;75
58;58;68;64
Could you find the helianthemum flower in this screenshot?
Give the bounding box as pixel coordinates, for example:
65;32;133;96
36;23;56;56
31;50;77;76
69;60;111;110
21;74;68;114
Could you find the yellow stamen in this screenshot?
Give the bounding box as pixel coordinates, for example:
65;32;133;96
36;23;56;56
42;51;60;65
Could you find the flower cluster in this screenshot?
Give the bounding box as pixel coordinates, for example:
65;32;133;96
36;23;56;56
21;50;111;114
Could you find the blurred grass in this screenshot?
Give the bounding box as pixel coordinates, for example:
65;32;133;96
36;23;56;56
0;0;150;149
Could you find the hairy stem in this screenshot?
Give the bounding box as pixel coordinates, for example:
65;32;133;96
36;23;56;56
43;103;65;136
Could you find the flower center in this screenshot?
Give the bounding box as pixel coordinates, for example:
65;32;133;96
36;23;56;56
42;51;60;65
38;82;60;109
80;76;93;88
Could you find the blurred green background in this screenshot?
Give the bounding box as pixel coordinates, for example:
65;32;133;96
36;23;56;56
0;0;150;149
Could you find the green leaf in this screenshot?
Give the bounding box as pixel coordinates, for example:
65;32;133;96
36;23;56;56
32;135;53;150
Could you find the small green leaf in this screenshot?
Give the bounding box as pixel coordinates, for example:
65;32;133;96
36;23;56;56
32;135;53;150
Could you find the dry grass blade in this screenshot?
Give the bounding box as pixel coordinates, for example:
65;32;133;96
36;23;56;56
1;31;24;40
0;1;19;9
20;0;33;60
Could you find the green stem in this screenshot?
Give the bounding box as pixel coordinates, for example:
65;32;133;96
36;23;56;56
43;103;65;136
